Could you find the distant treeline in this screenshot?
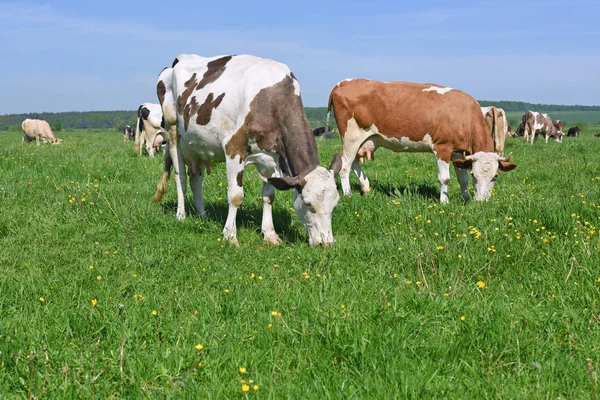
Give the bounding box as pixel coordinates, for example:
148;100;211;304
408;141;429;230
2;101;599;131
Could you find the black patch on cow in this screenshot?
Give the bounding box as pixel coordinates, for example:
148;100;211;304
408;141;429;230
236;171;243;187
177;73;198;112
290;72;297;81
161;116;165;129
225;75;318;177
197;56;232;90
196;93;225;126
157;81;167;106
141;106;150;120
137;105;145;133
172;57;179;68
183;96;200;131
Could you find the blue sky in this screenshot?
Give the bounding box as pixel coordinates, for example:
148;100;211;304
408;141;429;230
1;0;598;113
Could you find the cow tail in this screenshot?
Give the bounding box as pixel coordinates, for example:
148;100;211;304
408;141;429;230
326;91;334;132
153;144;172;202
134;105;143;153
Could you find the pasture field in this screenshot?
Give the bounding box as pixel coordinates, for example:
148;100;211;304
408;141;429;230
0;129;599;398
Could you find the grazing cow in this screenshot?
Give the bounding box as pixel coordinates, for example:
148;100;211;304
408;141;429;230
313;126;327;136
134;103;164;157
326;79;516;202
553;120;565;139
521;111;562;144
594;132;600;138
21;119;61;145
513;121;525;137
154;54;341;246
122;125;134;142
480;106;507;154
567;126;580;137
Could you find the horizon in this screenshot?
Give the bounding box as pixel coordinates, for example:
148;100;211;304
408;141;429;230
1;1;599;114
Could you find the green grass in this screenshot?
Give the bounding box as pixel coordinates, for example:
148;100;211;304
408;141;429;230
1;129;599;398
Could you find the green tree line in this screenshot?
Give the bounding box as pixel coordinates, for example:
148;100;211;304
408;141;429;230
2;101;599;131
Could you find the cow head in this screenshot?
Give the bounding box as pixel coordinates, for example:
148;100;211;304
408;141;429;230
269;154;342;246
553;120;565;142
452;152;516;201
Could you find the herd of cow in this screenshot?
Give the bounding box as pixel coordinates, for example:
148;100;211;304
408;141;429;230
18;53;594;246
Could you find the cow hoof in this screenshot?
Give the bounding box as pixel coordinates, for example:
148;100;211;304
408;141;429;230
264;235;282;246
176;212;186;220
227;237;240;247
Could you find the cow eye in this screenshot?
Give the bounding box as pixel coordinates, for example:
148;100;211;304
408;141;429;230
491;175;498;182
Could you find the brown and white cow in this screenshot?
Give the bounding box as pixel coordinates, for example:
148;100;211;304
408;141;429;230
154;54;341;246
553;120;565;139
481;106;507;154
521;111;562;144
122;125;134;142
326;79;516;202
21;119;61;145
134;103;164;157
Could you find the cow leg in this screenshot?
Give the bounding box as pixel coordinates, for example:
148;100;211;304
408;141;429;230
139;132;146;156
340;120;371;195
351;159;370;195
261;182;282;245
189;165;206;218
223;156;244;246
165;131;187;220
435;156;451;204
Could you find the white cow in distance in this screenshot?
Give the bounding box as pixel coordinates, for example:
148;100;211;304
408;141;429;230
22;119;62;145
134;103;164;157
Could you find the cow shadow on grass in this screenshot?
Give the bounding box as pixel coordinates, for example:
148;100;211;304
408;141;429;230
364;181;440;200
159;200;303;243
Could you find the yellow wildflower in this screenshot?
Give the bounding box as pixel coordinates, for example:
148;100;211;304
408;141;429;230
39;297;45;303
242;384;250;392
91;299;98;306
253;385;259;391
239;367;247;374
477;281;486;288
195;344;204;351
96;275;102;281
89;265;94;270
152;309;158;316
271;311;281;317
436;245;444;250
460;315;466;321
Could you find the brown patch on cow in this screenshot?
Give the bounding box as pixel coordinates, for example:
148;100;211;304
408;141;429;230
157;81;166;106
329;79;493;162
225;76;318;176
177;73;198;112
196;93;226;126
197;56;232;90
183;96;200;131
236;171;243;187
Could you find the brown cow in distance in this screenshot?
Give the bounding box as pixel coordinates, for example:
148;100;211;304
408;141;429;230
326;79;516;203
22;119;62;145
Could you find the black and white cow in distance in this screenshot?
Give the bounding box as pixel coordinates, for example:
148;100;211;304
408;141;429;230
154;54;341;246
134;103;165;157
122;125;134;142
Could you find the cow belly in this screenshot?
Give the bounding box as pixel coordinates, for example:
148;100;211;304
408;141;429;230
358;133;434;156
180;130;226;163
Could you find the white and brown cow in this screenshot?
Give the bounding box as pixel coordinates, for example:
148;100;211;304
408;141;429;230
521;111;562;144
480;106;508;155
134;103;164;157
21;119;61;145
326;79;516;202
154;54;341;246
122;125;134;142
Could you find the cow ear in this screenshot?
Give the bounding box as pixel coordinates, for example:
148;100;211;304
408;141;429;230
498;161;517;172
452;159;473;170
268;176;305;191
329;154;342;176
